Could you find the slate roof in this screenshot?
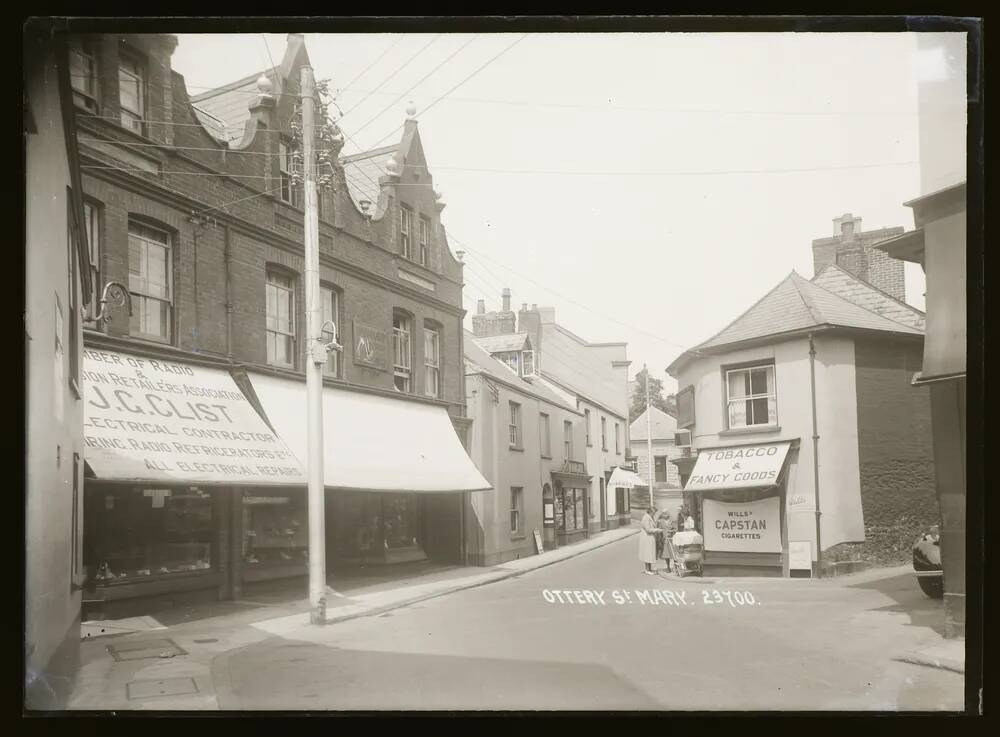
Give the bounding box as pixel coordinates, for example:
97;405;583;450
190;69;279;144
629;406;678;441
811;264;926;330
691;270;922;353
340;145;398;211
464;332;576;412
472;333;532;354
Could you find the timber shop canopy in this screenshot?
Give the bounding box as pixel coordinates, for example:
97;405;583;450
246;372;493;493
81;348;306;486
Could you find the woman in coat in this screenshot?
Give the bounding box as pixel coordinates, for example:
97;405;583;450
638;507;660;574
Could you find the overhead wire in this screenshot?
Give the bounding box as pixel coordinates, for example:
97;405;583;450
366;34;528;150
339;34;442;118
336;35;405;95
349;35;480;138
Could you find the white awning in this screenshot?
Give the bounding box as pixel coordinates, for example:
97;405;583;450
684;442;791;492
81;348;306;486
246;372;493;493
607;467;643;488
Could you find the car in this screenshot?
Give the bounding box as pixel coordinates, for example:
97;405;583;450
912;525;943;599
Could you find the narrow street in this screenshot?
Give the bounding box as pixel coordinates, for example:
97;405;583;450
213;536;962;710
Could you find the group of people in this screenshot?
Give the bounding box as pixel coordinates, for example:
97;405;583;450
638;504;703;575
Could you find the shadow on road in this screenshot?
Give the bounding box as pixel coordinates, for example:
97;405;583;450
845;572;946;637
215;636;661;710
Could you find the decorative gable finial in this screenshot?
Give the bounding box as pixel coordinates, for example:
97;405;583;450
385;156;401;177
405;101;417;120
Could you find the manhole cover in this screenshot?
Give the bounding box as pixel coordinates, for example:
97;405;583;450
107;638;187;662
126;677;199;700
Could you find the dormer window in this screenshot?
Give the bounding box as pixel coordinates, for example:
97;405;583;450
419;215;431;267
69;37;99;113
118;51;145;134
399;205;413;259
521;350;535;377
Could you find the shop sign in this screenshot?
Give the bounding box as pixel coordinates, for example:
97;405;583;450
703;497;781;553
685;442;790;491
81;349;306;485
353;321;387;371
534;529;544;554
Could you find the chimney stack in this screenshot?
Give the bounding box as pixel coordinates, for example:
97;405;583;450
501;288;511;313
477;299;485;315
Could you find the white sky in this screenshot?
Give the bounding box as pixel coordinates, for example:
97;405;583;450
171;32;939;393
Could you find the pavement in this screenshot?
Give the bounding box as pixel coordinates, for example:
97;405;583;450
65;525;967;712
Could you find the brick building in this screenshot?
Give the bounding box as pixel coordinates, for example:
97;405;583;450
668;267;934;577
70;33;488;616
812;213;906;302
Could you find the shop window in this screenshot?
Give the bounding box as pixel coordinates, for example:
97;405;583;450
585;409;592;446
564;420;573;460
265;270;296;367
382;493;420;550
118;50;146;134
128;220;173;342
510;487;523;535
69;36;99;114
392;310;412;392
539;413;550;457
399;204;413;259
726;364;777;428
419;215;431;267
88;487;214;582
508;401;522;448
654;456;667;483
242;492;308;568
321;286;340;377
423;323;440;398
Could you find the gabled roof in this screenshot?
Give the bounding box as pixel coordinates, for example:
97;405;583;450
464;332;576;413
472;333;532;354
340;144;398;211
811;264;925;331
629;406;677;441
669;270;923;375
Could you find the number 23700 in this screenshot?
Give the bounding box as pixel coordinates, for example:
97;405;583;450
701;590;757;606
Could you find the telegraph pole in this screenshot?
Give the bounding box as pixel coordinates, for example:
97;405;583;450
301;65;327;623
644;364;654;508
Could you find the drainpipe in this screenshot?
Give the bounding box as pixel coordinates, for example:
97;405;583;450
808;334;822;578
223;224;234;360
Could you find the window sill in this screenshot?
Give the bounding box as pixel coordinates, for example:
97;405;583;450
540;454;552;460
509;445;524;453
510;534;527;541
719;425;782;437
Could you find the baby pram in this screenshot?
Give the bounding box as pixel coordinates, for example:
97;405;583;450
670;536;704;577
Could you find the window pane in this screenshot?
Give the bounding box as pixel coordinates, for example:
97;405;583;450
575;491;585;530
728;370;748;399
751;398;769;425
750;367;770;395
767;399;777;425
729;399;747;428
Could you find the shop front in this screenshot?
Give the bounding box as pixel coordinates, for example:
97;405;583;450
606;466;640;529
243;372;492;571
550;463;592;546
682;441;794;577
80;348;306;618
